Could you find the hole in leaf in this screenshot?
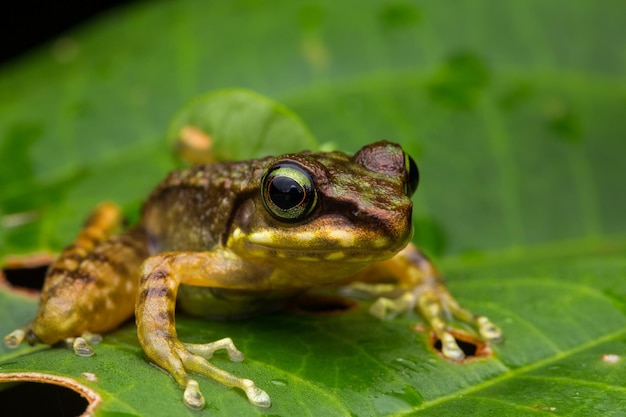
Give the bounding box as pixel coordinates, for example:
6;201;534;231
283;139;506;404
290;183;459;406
0;382;88;417
429;329;492;360
291;296;356;315
3;265;48;291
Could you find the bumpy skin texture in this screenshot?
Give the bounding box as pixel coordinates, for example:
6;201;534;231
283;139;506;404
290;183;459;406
5;141;501;410
15;203;149;346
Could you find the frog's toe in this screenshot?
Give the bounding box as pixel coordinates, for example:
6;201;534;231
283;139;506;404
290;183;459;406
181;346;271;408
181;376;271;409
416;287;502;358
4;325;41;348
439;331;465;361
63;331;103;357
435;317;501;361
477;316;502;342
183;337;244;362
4;328;26;348
369;292;416;319
241;378;271;408
69;337;95;357
183;379;206;410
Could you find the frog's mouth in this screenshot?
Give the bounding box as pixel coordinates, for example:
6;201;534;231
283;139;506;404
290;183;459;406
229;215;413;264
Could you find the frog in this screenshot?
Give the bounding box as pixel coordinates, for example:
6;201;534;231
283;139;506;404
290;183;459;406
4;140;501;410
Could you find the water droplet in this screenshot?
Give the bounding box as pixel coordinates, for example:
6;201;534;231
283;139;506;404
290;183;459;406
270;379;288;386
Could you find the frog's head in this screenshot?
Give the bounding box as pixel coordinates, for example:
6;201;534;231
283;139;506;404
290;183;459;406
228;141;418;273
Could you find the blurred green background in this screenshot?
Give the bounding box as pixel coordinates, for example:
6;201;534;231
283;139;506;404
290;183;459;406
1;0;624;260
1;1;625;416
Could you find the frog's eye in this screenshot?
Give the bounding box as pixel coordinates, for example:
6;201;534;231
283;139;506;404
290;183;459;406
261;163;317;222
404;153;420;197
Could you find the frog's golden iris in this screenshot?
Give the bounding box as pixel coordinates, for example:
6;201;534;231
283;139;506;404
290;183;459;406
5;141;501;410
261;162;317;222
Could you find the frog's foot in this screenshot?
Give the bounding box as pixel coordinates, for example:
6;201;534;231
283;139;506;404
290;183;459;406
4;327;29;348
4;323;47;348
4;326;103;358
64;332;103;357
369;292;417;319
147;337;271;410
370;286;502;361
183;337;245;361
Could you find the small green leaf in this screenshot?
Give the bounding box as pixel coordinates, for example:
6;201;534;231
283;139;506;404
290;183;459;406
167;89;318;164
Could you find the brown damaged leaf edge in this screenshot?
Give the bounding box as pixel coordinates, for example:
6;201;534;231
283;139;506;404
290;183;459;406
0;268;38;299
3;253;56;270
1;253;55;296
176;125;215;165
423;326;493;360
0;372;101;416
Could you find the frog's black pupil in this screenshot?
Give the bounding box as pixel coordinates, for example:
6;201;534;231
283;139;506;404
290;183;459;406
270;177;304;209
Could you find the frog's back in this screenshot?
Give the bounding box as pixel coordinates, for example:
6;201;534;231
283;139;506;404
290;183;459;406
141;159;270;254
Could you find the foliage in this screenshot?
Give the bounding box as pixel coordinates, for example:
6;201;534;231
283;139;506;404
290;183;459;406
1;1;625;416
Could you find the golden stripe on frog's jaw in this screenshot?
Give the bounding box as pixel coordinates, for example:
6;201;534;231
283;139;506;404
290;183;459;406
229;226;396;263
245;228;364;248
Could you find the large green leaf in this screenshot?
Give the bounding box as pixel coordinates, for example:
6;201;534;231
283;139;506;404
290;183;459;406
1;0;625;416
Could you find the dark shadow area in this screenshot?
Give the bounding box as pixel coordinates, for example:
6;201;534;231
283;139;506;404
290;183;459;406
0;0;137;65
291;296;357;315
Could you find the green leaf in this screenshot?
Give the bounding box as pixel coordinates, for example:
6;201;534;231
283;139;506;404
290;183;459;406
167;89;318;164
1;0;625;416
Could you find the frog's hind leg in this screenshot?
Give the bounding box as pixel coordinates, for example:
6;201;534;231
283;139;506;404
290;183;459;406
368;243;502;360
4;203;149;354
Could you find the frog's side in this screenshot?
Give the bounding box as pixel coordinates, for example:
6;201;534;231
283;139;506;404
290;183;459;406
4;141;501;410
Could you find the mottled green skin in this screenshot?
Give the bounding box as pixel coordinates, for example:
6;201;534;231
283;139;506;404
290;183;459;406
142;157;273;253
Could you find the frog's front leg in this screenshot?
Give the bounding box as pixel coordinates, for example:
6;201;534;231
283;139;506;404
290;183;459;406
136;252;271;410
368;243;502;360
